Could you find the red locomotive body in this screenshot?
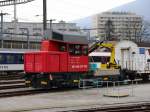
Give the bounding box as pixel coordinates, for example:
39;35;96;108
25;40;88;73
24;34;89;88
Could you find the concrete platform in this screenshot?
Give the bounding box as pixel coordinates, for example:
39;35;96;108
103;92;129;97
0;84;150;112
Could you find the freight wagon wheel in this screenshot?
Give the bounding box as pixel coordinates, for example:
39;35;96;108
122;69;136;80
142;74;149;82
128;74;135;80
120;69;129;80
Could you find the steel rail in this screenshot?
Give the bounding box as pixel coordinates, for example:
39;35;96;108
65;103;150;112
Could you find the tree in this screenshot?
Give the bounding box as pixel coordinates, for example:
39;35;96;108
140;21;150;42
104;19;114;41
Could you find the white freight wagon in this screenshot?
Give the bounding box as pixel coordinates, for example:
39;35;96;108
115;40;150;80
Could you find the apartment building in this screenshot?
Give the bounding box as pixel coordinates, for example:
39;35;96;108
92;12;143;41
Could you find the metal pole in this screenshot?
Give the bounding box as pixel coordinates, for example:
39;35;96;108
113;82;115;96
43;0;47;40
48;19;55;39
88;30;90;41
50;19;52;39
27;29;30;49
13;0;17;37
117;81;120;100
131;80;134;96
14;0;17;21
107;81;109;94
0;11;3;48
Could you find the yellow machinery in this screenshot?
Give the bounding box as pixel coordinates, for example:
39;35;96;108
89;41;121;79
98;43;120;69
89;41;120;70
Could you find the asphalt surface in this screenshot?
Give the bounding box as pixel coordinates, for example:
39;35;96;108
0;83;150;112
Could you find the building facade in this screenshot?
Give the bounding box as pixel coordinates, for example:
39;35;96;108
92;12;143;41
0;21;82;49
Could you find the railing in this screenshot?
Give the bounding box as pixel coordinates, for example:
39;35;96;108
79;79;140;98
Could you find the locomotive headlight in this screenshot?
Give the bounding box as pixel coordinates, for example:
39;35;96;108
103;77;109;81
41;81;48;85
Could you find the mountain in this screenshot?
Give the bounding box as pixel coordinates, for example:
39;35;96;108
74;0;150;28
73;16;92;29
111;0;150;21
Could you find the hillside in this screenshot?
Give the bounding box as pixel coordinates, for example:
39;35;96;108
74;0;150;28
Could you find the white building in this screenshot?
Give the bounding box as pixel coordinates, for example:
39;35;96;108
92;12;143;41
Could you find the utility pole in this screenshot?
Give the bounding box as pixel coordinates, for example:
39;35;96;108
0;11;8;48
47;19;55;39
43;0;47;39
14;0;17;22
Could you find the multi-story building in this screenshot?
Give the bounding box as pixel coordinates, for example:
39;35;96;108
0;21;83;49
92;12;143;41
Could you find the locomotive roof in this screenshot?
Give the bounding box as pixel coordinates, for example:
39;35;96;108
45;30;88;44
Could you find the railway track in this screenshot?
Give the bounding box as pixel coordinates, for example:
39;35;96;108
66;102;150;112
0;78;76;98
0;88;49;98
0;79;25;85
0;79;25;90
0;87;77;98
0;79;50;98
0;73;24;80
0;74;149;99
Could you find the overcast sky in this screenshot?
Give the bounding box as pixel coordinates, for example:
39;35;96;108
0;0;135;22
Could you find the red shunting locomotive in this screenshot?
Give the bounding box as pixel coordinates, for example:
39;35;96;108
24;32;89;88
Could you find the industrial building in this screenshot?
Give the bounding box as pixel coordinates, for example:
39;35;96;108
92;12;143;41
0;21;83;49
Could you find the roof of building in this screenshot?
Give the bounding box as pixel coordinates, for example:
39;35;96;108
136;42;150;47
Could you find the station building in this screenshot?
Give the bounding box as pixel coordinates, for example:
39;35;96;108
0;21;83;50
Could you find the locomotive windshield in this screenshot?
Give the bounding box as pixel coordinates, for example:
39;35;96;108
90;56;110;64
69;44;88;56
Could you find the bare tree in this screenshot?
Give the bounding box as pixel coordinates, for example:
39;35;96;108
140;21;150;42
104;19;114;41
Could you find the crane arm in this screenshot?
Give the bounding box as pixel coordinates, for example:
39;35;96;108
96;43;119;69
88;41;103;53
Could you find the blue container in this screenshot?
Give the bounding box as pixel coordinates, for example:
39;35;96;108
90;63;98;71
139;48;145;54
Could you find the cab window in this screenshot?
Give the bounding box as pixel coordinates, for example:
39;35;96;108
0;54;5;64
82;45;88;55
